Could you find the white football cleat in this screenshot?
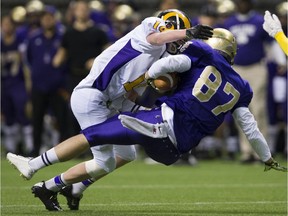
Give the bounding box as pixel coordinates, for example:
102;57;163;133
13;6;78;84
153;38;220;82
6;152;36;180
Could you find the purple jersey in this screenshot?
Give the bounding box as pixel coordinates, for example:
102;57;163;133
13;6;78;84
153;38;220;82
266;62;287;125
1;34;25;88
25;29;67;92
1;33;30;126
156;41;253;153
223;11;273;65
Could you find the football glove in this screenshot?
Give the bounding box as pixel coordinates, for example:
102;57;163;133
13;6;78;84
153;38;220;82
264;158;287;172
186;25;214;40
263;10;283;37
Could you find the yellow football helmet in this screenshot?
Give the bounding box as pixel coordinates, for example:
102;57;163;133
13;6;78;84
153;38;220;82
11;6;27;23
113;4;134;21
203;28;237;64
276;2;288;16
157;9;191;54
157;9;191;30
26;0;44;14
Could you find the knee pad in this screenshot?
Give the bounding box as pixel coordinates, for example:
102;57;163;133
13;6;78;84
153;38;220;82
114;145;137;162
91;146;118;172
99;156;117;173
85;159;108;178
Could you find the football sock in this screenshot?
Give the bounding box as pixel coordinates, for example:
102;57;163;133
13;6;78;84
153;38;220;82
29;148;59;171
72;178;95;197
22;125;33;153
3;124;19;153
45;174;67;192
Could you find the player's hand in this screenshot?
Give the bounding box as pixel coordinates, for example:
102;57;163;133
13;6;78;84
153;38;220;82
263;10;283;37
186;25;213;40
264;158;287;172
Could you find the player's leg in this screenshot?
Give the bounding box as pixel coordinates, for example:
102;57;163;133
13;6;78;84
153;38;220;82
7;134;90;180
56;90;134;209
66;145;136;194
30;109;174;209
32;146;112;211
83;109;181;165
59;145;136;210
32;110;178;211
2;124;20;153
1;89;20;154
6;87;107;180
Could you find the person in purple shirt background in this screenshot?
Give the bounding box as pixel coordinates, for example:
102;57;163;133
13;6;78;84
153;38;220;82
265;1;287;158
89;0;118;42
222;0;286;163
191;4;219;28
1;15;33;155
15;0;44;45
24;5;69;156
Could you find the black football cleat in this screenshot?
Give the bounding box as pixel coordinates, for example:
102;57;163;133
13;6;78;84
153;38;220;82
59;185;83;210
31;181;62;211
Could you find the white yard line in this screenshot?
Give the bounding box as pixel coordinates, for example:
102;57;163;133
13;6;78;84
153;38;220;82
2;183;286;190
2;200;286;208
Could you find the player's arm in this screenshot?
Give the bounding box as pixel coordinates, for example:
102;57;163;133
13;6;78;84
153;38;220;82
232;107;287;172
274;31;288;56
145;54;191;79
52;47;67;67
147;24;213;45
147;29;186;45
263;10;288;55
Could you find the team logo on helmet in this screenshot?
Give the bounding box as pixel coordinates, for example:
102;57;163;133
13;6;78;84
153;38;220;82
157;9;191;30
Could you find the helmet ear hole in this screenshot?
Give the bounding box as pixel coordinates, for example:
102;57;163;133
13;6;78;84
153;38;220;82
165;21;174;29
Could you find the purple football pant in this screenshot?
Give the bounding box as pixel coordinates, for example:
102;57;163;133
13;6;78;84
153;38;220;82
82;108;181;165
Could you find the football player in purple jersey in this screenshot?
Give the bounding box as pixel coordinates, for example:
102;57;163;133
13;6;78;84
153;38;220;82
264;3;287;156
24;6;69;157
1;15;33;155
222;0;286;163
8;28;286;211
7;9;213;211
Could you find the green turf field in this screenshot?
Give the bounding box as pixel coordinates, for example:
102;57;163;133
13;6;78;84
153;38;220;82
1;157;287;216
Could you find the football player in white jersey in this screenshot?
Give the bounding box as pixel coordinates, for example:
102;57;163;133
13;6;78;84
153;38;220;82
7;9;213;211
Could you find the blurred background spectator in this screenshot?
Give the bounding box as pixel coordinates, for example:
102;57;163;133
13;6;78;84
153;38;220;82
222;0;286;163
1;0;287;162
24;5;69;156
1;15;33;155
52;0;110;137
265;2;287;158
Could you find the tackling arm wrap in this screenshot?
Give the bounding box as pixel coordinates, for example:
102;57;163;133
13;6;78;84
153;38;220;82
146;54;191;79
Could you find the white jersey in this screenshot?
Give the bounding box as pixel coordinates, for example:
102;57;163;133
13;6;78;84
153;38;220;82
75;17;167;101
